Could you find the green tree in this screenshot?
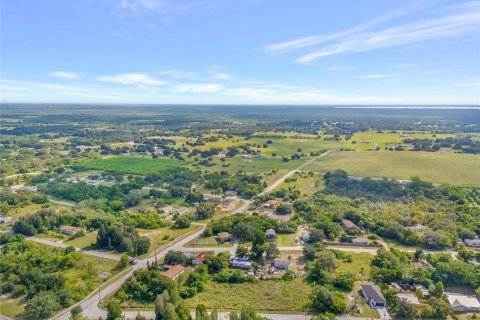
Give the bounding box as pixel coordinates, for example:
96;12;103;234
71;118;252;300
117;254;129;270
106;301;122;320
162;303;180;320
235;245;249;258
165;250;186;265
195;202;215;220
22;292;60;320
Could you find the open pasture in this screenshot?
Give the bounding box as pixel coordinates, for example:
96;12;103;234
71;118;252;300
75;156;186;175
305;150;480;186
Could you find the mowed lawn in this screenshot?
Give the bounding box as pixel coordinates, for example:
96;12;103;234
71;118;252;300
185;278;313;312
305;151;480;186
75;156;186;175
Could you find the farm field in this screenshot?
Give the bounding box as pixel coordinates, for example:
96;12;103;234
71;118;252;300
198;156;303;174
305;150;480;186
74;156;187;175
185;278;313;312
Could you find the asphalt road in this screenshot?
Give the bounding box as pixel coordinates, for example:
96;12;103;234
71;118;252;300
26;236;121;261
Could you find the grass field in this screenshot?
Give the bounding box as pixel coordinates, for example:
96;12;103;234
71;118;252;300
0;297;24;318
276;234;298;247
272;173;324;197
335;252;373;281
138;224;203;255
305;150;480;186
75;156;186;175
64;231;98;248
185;278;313;312
184;235;234;248
198;157;303;174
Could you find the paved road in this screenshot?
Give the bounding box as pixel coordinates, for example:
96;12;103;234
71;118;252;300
47;196;77;207
54;225;207;320
26;236;121;261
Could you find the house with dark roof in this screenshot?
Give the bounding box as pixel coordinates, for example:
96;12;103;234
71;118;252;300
361;284;386;309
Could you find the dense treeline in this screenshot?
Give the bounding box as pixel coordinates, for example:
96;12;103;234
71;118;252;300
324;169;471;204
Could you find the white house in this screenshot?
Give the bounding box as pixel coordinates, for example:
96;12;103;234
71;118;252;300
230;257;252;269
465;236;480;247
352;238;369;245
446;293;480;312
0;216;13;224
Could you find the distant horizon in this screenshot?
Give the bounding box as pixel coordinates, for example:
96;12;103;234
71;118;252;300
1;102;479;109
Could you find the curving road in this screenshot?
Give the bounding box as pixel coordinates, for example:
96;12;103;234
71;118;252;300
26;236;121;261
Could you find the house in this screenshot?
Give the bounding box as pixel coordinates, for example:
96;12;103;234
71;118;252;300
409;224;426;232
0;216;13;224
59;225;80;236
203;194;222;202
465;236;480;247
217;232;233;242
172;207;188;215
160;206;174;214
301;230;311;242
230;257;252;269
415;284;430;297
361;284;386;309
341;219;356;229
10;185;38;193
162;264;185;280
192;252;210;266
352;238;369;245
273;258;290;269
413;261;430;271
397;293;421;305
266;229;276;241
263;200;278;208
446;293;480;312
225;191;237;196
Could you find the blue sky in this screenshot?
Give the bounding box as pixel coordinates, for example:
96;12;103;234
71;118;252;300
1;0;479;105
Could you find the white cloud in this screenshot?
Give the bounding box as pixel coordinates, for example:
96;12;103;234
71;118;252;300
459;78;480;89
295;5;480;63
264;2;421;54
97;73;166;86
49;71;78;79
174;83;221;93
207;66;231;80
356;74;392;79
326;66;350;71
212;72;230;80
159;70;198;80
0;79;138;102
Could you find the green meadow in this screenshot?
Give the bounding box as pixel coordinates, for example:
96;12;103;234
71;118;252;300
75;156;186;175
305;150;480;186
